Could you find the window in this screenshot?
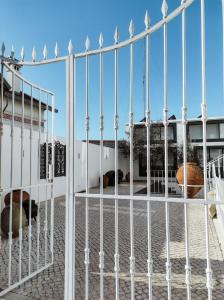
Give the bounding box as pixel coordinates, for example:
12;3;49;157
40;141;66;179
207;124;219;139
189;123;224;141
209;148;222;161
161;126;174;140
189;125;202;140
220;123;224;139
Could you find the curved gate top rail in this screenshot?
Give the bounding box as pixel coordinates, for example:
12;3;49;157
1;0;194;66
2;61;54;95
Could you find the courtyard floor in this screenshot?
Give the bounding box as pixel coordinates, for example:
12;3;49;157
2;182;224;299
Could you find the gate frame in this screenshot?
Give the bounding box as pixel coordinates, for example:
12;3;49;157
0;59;55;297
1;0;223;299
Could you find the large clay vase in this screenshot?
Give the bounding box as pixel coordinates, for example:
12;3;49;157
4;190;30;206
126;172;130;183
1;204;27;238
99;175;109;188
176;162;204;198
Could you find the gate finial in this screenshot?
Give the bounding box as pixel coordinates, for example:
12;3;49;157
129;19;135;38
21;47;25;61
1;42;5;57
85;36;90;52
32;47;36;62
43;44;48;60
114;26;119;44
144;10;150;30
161;0;168;18
68;40;73;55
99;33;104;48
10;45;15;58
55;42;59;58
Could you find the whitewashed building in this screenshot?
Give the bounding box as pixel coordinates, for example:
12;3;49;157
123;115;224;180
0;63;116;204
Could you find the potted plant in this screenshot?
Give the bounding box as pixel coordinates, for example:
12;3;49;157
176;144;204;198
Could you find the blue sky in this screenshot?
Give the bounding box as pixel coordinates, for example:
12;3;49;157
0;0;224;139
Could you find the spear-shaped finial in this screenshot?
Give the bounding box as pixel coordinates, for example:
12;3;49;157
68;40;73;55
161;0;168;18
114;26;119;44
21;47;25;61
1;42;5;56
99;33;104;48
129;19;135;38
32;47;36;62
43;44;48;60
54;42;59;58
144;10;150;30
10;45;15;58
85;36;90;51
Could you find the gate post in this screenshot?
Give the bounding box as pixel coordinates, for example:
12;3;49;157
64;49;75;300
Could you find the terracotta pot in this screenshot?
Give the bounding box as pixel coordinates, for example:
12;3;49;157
4;190;30;206
1;204;27;238
103;175;109;188
99;175;109;188
126;172;130;182
176;162;204;198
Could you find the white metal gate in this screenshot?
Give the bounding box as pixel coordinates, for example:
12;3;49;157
1;0;224;299
0;59;55;296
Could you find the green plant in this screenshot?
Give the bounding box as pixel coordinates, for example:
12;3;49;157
177;143;200;166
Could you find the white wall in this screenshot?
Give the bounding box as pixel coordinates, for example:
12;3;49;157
74;141;115;192
0;123;116;207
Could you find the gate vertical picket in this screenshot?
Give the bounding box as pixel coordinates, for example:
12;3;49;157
1;0;224;298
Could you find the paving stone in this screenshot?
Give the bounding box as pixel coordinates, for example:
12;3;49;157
1;183;224;299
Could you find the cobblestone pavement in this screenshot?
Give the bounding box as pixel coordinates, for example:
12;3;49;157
2;183;224;299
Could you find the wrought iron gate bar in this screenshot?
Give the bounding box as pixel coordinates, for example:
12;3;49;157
200;0;213;297
0;263;53;297
114;26;120;300
84;36;90;300
99;32;105;300
44;93;49;267
50;95;55;263
28;85;33;276
129;19;135;300
18;79;24;281
75;193;224;206
37;89;41;271
144;10;153;299
1;182;54;192
181;2;192;298
8;66;15;287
